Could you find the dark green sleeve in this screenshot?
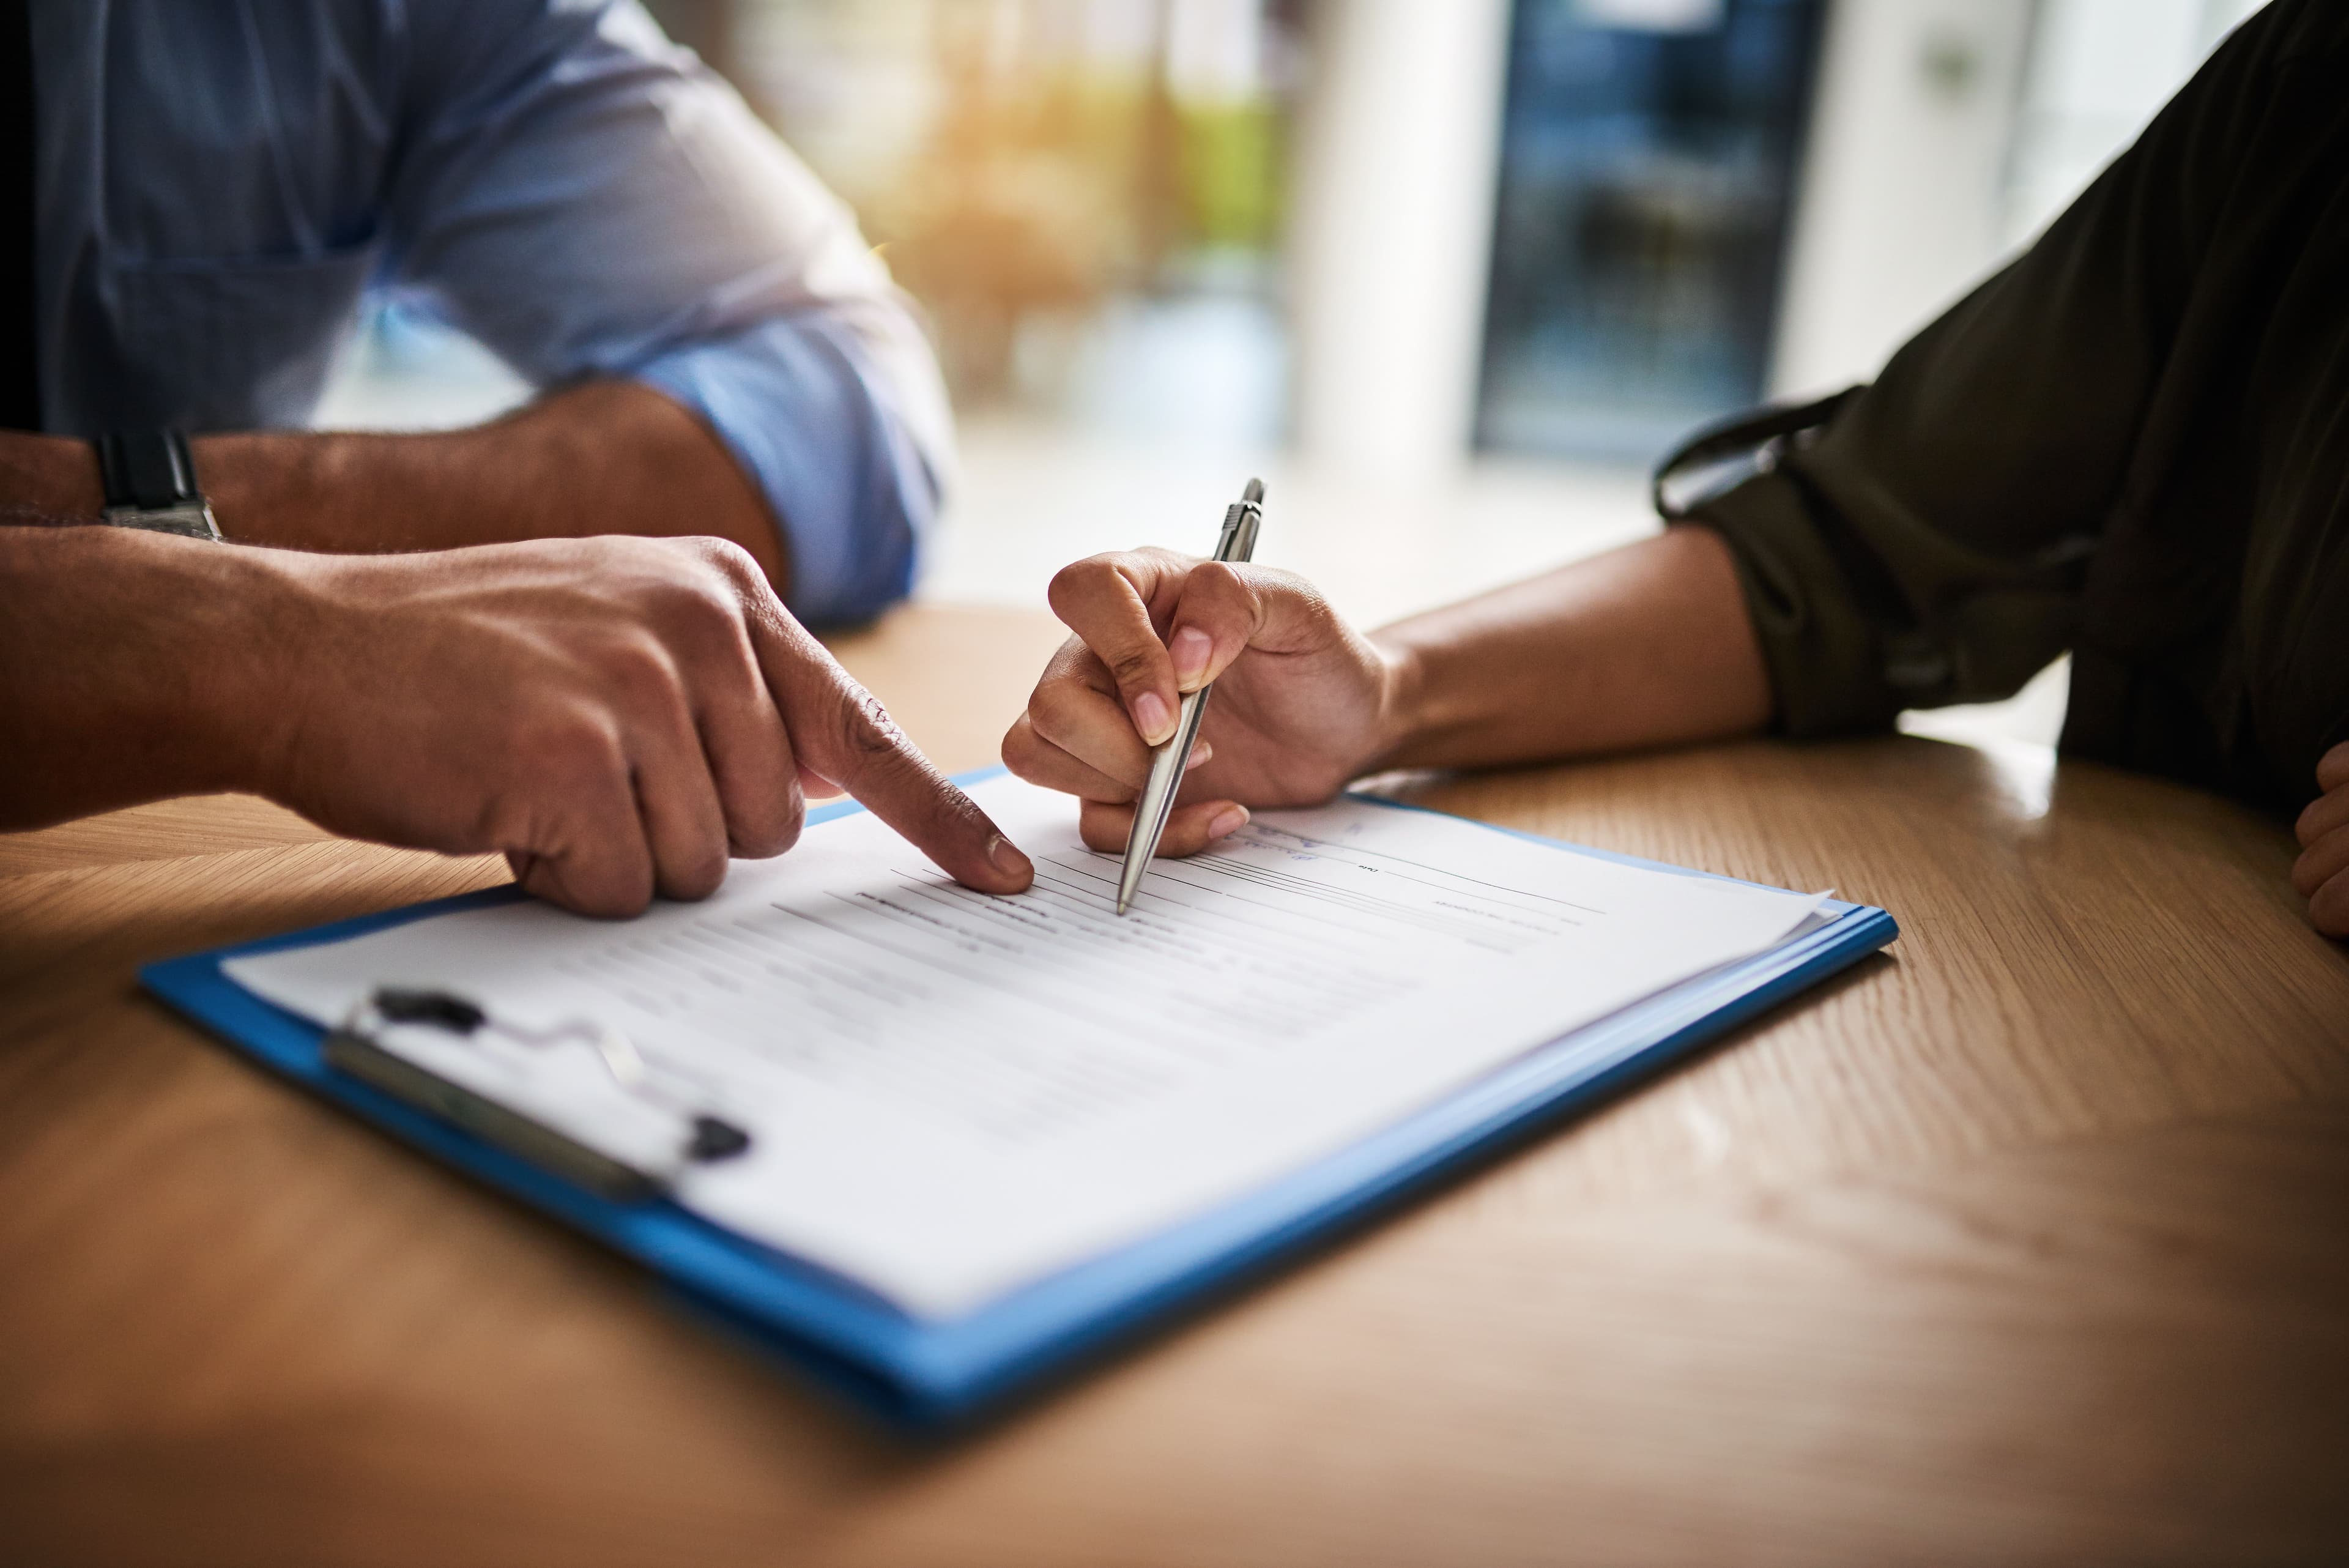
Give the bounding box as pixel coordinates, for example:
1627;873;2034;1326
1690;3;2281;738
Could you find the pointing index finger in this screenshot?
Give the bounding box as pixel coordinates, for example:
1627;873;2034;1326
746;598;1034;895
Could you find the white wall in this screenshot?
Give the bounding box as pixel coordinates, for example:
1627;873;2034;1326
1771;0;2268;402
1264;0;2271;485
2004;0;2266;245
1285;0;1513;485
1767;0;2035;399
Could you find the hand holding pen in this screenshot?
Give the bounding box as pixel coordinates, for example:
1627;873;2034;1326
1001;479;1409;897
1113;480;1265;910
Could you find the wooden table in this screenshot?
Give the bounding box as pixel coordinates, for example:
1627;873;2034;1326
4;604;2345;1567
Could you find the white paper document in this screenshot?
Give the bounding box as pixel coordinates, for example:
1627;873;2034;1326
228;775;1820;1317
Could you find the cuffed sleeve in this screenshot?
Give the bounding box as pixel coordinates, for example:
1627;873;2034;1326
1693;467;1910;738
1696;447;2095;740
1683;1;2299;738
384;0;955;622
637;311;941;626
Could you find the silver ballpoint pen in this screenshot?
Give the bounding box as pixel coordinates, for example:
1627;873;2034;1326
1115;478;1264;915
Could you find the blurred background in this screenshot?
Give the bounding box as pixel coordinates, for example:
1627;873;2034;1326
316;0;2268;748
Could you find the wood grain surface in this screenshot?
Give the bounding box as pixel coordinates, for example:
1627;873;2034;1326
2;603;2345;1567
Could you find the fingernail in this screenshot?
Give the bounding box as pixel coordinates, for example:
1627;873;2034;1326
987;833;1033;882
1170;626;1213;688
1186;738;1213;770
1132;690;1173;745
1206;804;1250;839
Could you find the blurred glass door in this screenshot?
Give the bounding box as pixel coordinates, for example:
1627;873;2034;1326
1475;0;1826;461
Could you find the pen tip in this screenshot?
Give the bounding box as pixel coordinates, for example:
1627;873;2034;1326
1115;896;1132;916
1242;477;1264;504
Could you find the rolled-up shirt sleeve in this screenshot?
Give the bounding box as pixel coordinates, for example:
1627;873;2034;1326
1686;2;2253;737
634;311;941;623
381;0;954;624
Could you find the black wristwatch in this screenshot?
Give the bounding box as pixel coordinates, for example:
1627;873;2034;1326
95;428;222;540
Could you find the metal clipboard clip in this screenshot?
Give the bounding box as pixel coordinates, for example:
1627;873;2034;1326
324;987;753;1203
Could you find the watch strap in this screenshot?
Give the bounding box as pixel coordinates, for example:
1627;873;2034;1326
97;428;202;511
95;428;221;541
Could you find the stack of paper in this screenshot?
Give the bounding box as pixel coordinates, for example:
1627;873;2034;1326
228;775;1820;1317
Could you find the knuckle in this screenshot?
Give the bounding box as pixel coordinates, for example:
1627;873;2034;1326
667;849;729;902
1076;802;1131;852
766;793;806;856
549;846;653;920
1280;571;1337;622
1025;681;1094;746
651;573;746;644
730;825;784;863
520;711;628;789
1001;719;1050;778
1189;559;1241;596
762;789;807;855
834;682;906;760
1046;557;1119;615
587;882;655;921
732;817;795;862
1104;645;1163;688
598;637;687;712
1251;564;1315;602
569;534;639;571
686;534;761;578
1040;636;1107;688
728;767;804;860
1180;568;1252;628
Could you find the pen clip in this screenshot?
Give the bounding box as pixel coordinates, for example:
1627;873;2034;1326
1216;481;1264;563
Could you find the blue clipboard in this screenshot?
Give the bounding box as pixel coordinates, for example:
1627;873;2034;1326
141;768;1897;1431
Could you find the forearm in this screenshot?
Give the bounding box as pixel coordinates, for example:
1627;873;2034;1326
0;381;788;589
2;523;1030;909
195;381;787;588
0;432;103;519
0;526;288;828
1373;525;1772;771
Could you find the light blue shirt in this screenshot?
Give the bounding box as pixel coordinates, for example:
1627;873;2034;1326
29;0;954;624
